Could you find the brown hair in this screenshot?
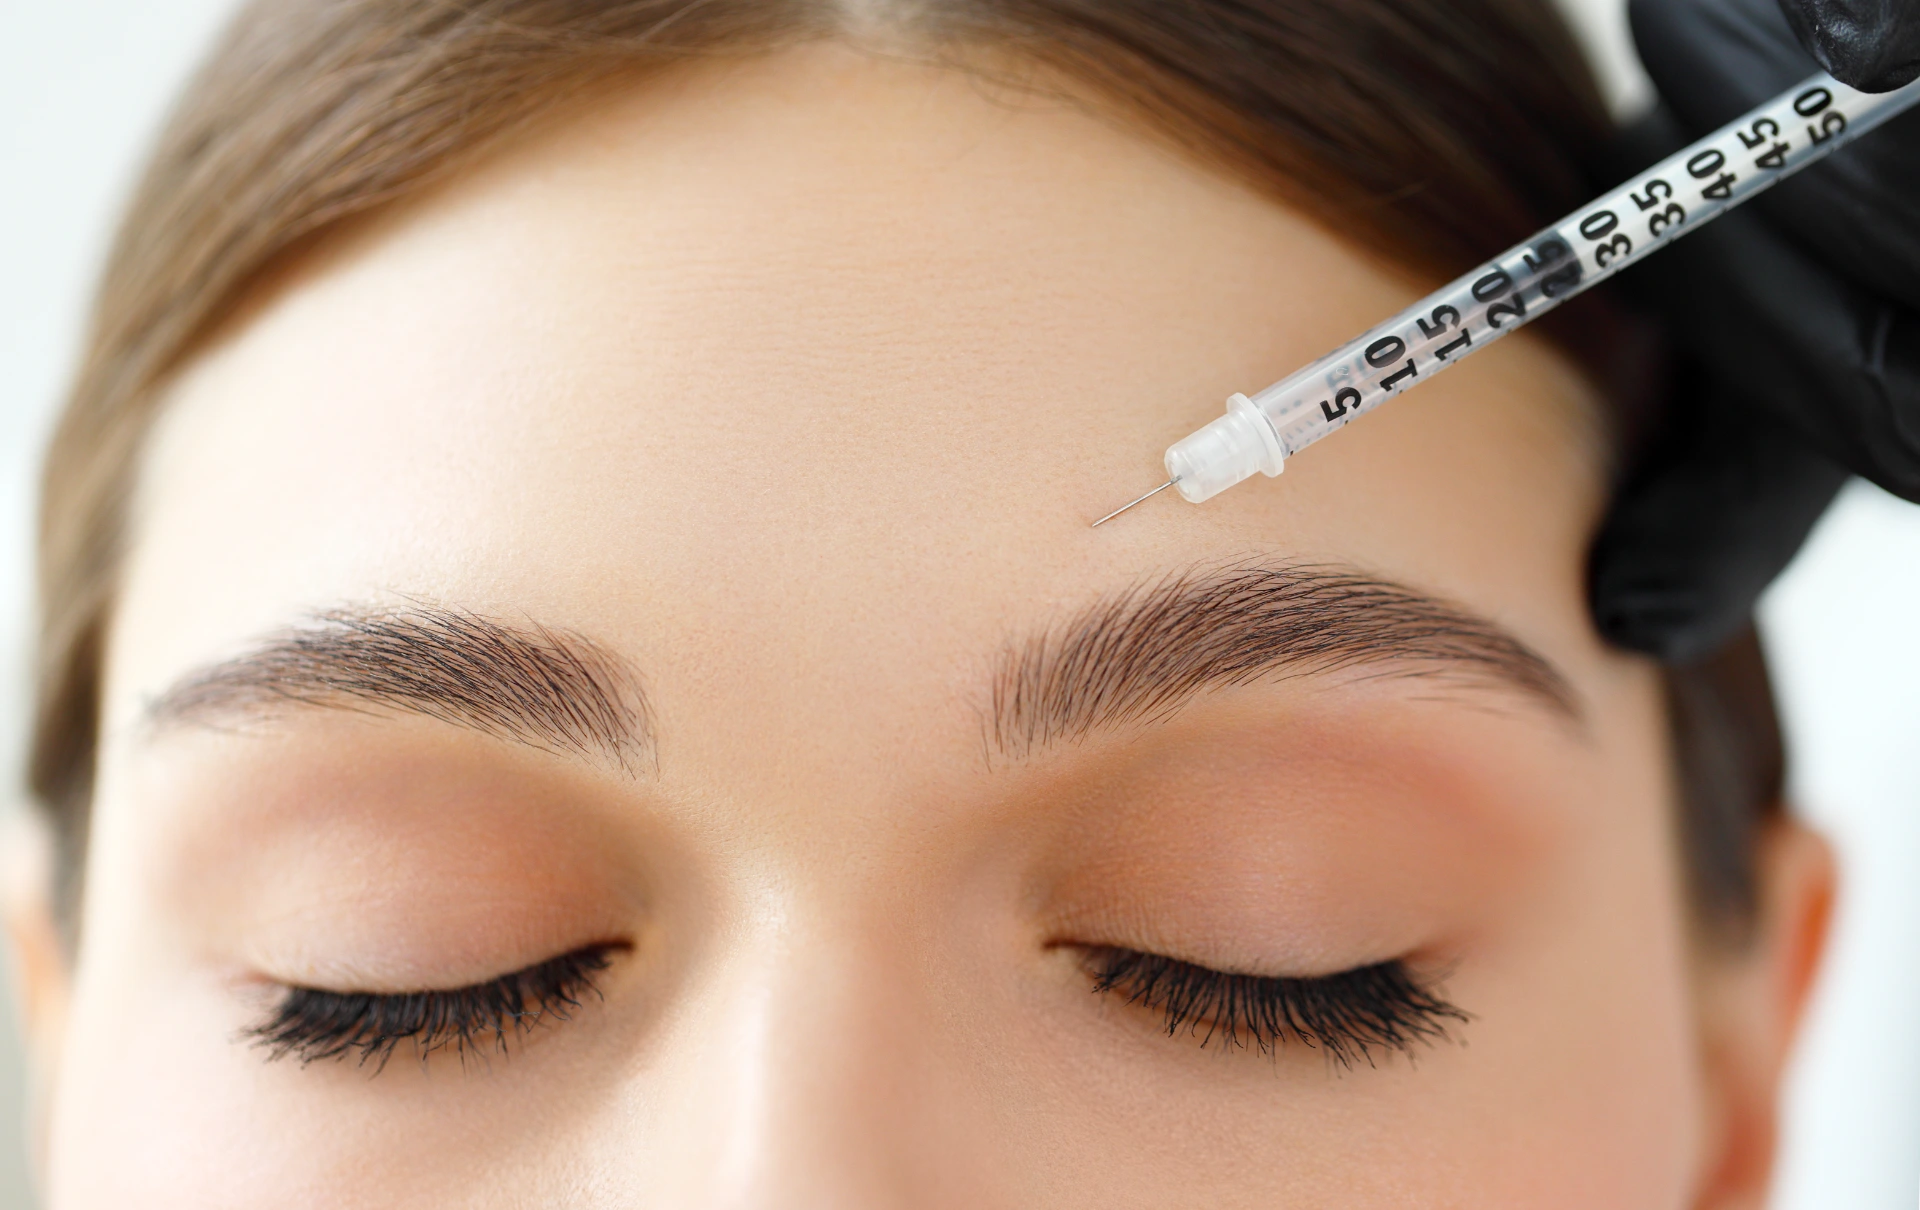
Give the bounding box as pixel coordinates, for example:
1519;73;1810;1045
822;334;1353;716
30;0;1779;938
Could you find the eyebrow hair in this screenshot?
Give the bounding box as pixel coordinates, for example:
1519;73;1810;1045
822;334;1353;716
988;562;1578;759
148;606;653;772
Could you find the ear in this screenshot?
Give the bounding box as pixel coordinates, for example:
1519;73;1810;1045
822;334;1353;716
1;807;72;1182
1690;814;1836;1210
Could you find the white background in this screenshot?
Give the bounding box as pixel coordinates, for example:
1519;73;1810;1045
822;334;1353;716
0;1;1914;1205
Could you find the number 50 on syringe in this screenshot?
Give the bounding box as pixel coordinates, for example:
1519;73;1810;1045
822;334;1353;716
1094;72;1920;527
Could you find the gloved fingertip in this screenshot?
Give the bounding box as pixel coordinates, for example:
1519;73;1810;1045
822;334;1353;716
1777;0;1920;91
1590;581;1743;664
1588;409;1848;665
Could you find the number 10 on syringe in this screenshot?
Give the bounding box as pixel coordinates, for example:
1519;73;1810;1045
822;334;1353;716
1093;72;1920;525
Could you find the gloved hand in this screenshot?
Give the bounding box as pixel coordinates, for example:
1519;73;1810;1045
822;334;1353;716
1586;0;1920;662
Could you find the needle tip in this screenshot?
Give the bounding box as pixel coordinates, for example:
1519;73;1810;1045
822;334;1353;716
1091;479;1177;528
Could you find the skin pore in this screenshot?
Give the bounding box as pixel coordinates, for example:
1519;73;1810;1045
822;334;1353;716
14;43;1832;1208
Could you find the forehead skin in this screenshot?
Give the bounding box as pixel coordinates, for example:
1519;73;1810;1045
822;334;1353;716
62;44;1697;1208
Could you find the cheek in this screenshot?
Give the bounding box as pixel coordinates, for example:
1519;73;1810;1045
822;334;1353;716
45;946;611;1208
1428;714;1705;1203
1439;892;1705;1208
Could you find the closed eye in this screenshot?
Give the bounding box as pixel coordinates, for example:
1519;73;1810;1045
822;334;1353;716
1081;946;1469;1066
246;943;625;1071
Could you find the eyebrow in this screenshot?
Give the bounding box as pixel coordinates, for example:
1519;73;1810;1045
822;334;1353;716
987;562;1579;759
147;606;653;772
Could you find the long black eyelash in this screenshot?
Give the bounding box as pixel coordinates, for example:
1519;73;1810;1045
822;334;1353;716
1085;948;1469;1067
245;945;617;1071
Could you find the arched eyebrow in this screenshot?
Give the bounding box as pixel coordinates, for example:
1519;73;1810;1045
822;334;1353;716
146;606;654;774
986;563;1580;760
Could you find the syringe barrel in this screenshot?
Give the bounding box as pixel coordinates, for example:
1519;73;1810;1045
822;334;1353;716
1166;70;1920;504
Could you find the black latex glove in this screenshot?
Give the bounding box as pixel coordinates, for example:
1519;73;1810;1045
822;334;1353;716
1588;0;1920;661
1780;0;1920;89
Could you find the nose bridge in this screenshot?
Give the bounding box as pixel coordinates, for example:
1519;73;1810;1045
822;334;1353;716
651;891;994;1210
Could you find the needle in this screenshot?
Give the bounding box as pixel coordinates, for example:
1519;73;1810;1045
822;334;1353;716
1091;479;1177;528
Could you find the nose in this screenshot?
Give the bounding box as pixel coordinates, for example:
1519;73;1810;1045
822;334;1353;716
629;910;1001;1210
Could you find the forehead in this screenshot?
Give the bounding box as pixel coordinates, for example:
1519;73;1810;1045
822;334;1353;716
115;45;1611;753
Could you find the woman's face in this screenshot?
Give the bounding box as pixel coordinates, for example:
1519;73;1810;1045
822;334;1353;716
35;46;1808;1208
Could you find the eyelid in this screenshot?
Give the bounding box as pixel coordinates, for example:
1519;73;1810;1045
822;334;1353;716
246;942;625;1071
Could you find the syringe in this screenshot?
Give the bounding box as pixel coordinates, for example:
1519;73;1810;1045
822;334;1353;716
1092;70;1920;527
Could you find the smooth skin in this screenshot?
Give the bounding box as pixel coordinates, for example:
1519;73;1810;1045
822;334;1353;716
8;45;1833;1208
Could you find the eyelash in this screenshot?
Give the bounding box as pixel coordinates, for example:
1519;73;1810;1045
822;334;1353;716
1083;947;1469;1066
246;945;619;1070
